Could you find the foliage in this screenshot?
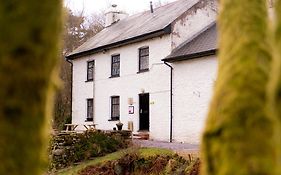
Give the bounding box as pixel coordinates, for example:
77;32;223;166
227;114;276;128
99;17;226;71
0;1;62;175
77;150;197;175
62;9;104;56
53;9;104;131
201;0;280;174
49;130;130;170
56;148;174;175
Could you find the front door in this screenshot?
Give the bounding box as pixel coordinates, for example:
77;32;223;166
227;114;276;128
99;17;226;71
139;93;149;131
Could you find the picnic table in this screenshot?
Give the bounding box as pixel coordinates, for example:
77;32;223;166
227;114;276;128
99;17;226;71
63;123;98;132
64;124;78;131
83;124;97;130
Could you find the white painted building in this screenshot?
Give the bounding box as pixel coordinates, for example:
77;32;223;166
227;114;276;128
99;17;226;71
66;0;218;144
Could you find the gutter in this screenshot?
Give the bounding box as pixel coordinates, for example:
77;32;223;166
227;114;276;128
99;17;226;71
164;62;173;143
65;57;73;122
162;49;217;63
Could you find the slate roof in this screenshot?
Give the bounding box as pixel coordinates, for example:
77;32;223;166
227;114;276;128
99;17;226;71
163;23;217;62
67;0;199;59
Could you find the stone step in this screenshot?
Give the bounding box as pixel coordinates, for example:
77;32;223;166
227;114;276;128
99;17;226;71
132;132;149;140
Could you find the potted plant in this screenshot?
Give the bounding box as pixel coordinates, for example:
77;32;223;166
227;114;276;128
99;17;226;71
116;121;123;131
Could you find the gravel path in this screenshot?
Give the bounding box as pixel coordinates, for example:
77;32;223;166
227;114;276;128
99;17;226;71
133;140;199;152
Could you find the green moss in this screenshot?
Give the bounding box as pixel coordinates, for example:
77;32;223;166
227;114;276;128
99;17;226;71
201;0;279;174
49;131;129;170
268;0;281;167
0;1;62;175
56;148;174;175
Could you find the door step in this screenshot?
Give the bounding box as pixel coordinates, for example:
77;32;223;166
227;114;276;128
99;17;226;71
133;132;149;140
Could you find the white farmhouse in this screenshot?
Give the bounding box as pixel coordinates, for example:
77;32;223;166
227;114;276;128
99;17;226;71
66;0;218;144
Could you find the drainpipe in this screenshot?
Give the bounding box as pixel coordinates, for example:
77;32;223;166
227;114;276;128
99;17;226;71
164;62;173;143
65;57;73;122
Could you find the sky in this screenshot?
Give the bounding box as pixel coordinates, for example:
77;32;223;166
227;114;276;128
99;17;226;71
64;0;177;16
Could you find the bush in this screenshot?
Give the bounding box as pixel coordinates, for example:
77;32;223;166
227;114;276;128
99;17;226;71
49;130;131;170
78;151;199;175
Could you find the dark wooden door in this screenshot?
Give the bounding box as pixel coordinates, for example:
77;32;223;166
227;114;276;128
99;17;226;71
139;93;149;131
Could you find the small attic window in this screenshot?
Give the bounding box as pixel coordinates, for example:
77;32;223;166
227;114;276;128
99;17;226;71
111;54;120;77
139;47;149;72
87;61;94;81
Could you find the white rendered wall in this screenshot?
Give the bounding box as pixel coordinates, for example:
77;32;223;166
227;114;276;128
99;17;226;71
172;55;217;144
72;35;172;141
72;56;93;126
171;1;217;49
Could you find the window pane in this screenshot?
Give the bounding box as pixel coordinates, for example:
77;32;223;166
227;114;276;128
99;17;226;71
88;61;94;68
140;48;149;56
88;68;93;80
139;48;149;71
111;55;120;76
112;55;120;63
140;55;149;70
87;61;94;80
112;105;119;117
112;63;120;76
111;97;120;119
87;99;93;119
112;97;119;104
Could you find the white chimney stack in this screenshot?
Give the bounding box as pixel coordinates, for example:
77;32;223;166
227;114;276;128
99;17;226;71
105;4;129;27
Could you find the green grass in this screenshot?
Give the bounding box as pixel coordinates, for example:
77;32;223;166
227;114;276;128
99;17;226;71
55;147;174;175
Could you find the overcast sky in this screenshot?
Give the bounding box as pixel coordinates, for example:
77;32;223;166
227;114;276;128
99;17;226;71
64;0;177;16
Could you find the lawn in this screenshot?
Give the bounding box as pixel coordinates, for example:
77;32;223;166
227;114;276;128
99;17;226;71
55;147;174;175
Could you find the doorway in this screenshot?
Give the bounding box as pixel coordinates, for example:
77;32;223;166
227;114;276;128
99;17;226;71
139;93;149;131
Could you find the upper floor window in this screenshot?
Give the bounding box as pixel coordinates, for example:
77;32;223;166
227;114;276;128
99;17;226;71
139;47;149;72
111;96;120;121
86;98;94;121
111;54;120;77
87;61;94;81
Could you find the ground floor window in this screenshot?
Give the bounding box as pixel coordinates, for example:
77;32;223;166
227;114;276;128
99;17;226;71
111;96;120;121
86;98;93;121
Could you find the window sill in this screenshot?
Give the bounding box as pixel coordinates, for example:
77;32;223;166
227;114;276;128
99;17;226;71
108;119;120;121
85;80;93;82
85;118;93;122
137;69;149;74
109;75;120;78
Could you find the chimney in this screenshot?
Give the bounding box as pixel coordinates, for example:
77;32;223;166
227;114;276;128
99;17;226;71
150;1;154;13
105;4;129;27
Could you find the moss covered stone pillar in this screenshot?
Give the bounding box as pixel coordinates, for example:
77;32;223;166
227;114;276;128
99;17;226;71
0;1;62;175
268;0;281;165
201;0;279;174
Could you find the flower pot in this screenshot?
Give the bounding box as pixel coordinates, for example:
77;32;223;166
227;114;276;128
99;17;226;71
116;123;123;131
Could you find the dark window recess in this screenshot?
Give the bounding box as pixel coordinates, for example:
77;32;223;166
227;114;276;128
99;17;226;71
111;96;120;121
139;47;149;71
86;99;94;121
87;61;94;81
111;55;120;77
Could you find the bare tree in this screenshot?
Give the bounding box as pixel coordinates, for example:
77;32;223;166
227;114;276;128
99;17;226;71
53;8;104;130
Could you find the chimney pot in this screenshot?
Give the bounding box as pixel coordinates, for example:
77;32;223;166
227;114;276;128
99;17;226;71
150;1;154;13
105;4;128;27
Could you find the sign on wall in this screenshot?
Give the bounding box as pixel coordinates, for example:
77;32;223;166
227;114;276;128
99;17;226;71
128;106;134;114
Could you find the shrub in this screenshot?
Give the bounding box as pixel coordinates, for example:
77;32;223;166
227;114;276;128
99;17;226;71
78;151;198;175
49;130;131;170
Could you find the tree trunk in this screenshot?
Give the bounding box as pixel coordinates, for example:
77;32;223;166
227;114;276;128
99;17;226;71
201;0;279;174
268;0;281;163
0;1;62;175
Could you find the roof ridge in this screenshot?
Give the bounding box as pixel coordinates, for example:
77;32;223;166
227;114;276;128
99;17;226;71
114;0;188;23
67;0;201;59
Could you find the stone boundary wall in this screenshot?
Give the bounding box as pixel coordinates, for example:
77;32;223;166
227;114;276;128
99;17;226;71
49;130;132;170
